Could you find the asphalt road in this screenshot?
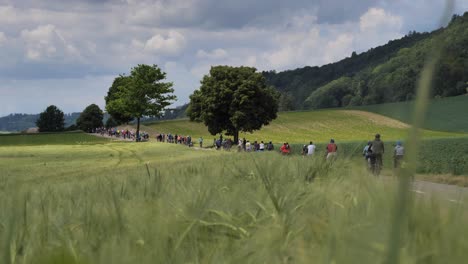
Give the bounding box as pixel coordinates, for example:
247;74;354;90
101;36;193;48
411;180;467;208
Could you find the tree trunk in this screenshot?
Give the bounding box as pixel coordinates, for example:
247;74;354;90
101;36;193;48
136;117;140;142
233;130;239;145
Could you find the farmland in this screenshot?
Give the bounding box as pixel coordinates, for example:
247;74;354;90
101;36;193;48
1;108;467;263
1;139;468;263
351;95;468;133
0;132;111;146
143;109;466;144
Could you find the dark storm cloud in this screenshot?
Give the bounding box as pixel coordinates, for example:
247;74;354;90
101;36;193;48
122;0;382;29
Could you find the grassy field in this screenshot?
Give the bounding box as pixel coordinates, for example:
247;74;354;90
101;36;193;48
351;95;468;133
0;132;111;146
1;141;467;263
143;109;466;144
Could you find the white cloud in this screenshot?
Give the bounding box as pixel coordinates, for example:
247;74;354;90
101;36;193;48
143;30;186;56
196;48;228;59
324;34;354;63
20;24;80;61
360;8;403;33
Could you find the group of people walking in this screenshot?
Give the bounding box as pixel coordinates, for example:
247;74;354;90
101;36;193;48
362;134;405;175
94;127;149;141
156;133;194;146
95;127;404;176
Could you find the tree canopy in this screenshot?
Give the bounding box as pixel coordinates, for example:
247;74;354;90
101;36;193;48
105;76;134;125
36;105;65;132
187;66;279;143
76;104;104;132
105;64;176;139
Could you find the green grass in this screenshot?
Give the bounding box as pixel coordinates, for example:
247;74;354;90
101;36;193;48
143;109;466;144
0;143;467;263
0;132;111;146
351;95;468;133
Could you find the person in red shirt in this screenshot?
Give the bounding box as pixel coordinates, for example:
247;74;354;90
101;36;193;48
326;139;338;160
280;142;291;155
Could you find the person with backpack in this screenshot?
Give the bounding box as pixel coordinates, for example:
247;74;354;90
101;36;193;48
393;141;404;169
326;139;338;160
267;141;274;151
301;145;308;156
369;134;385;175
363;141;372;170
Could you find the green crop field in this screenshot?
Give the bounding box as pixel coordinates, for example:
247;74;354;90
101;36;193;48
143;109;466;144
351;95;468;133
1;141;467;263
0;132;111;146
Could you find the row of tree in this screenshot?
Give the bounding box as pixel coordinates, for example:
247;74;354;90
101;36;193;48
36;104;105;132
103;64;279;143
37;64;281;144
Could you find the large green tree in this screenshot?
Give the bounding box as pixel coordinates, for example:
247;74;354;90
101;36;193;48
105;76;134;125
105;64;176;139
76;104;104;132
36;105;65;132
187;66;279;143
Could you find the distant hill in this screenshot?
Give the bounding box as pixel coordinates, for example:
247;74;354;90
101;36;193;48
264;12;468;110
0;113;81;132
351;95;468;133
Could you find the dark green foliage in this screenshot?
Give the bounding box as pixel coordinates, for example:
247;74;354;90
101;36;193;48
304;77;354;109
278;92;294;111
264;12;468;109
105;116;119;128
187;66;280;143
105;76;134;125
65;124;79;131
417;138;468;175
76;104;104;132
36;105;65;132
105;64;177;138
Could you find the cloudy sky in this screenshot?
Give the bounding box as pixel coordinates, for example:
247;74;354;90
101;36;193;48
0;0;467;116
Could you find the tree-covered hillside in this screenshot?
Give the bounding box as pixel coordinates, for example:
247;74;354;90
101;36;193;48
0;113;82;132
264;13;468;110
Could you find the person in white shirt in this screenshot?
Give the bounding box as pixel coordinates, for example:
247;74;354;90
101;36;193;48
259;141;265;151
246;141;251;152
307;141;316;156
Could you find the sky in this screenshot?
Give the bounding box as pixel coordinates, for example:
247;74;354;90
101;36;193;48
0;0;467;116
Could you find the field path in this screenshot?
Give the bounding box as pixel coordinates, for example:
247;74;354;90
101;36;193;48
411;180;467;207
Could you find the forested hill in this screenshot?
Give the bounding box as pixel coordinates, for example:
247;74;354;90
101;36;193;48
0;113;80;132
264;12;468;110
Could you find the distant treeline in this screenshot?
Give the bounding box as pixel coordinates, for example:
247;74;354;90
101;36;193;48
0;113;81;132
264;13;468;110
0;105;189;132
